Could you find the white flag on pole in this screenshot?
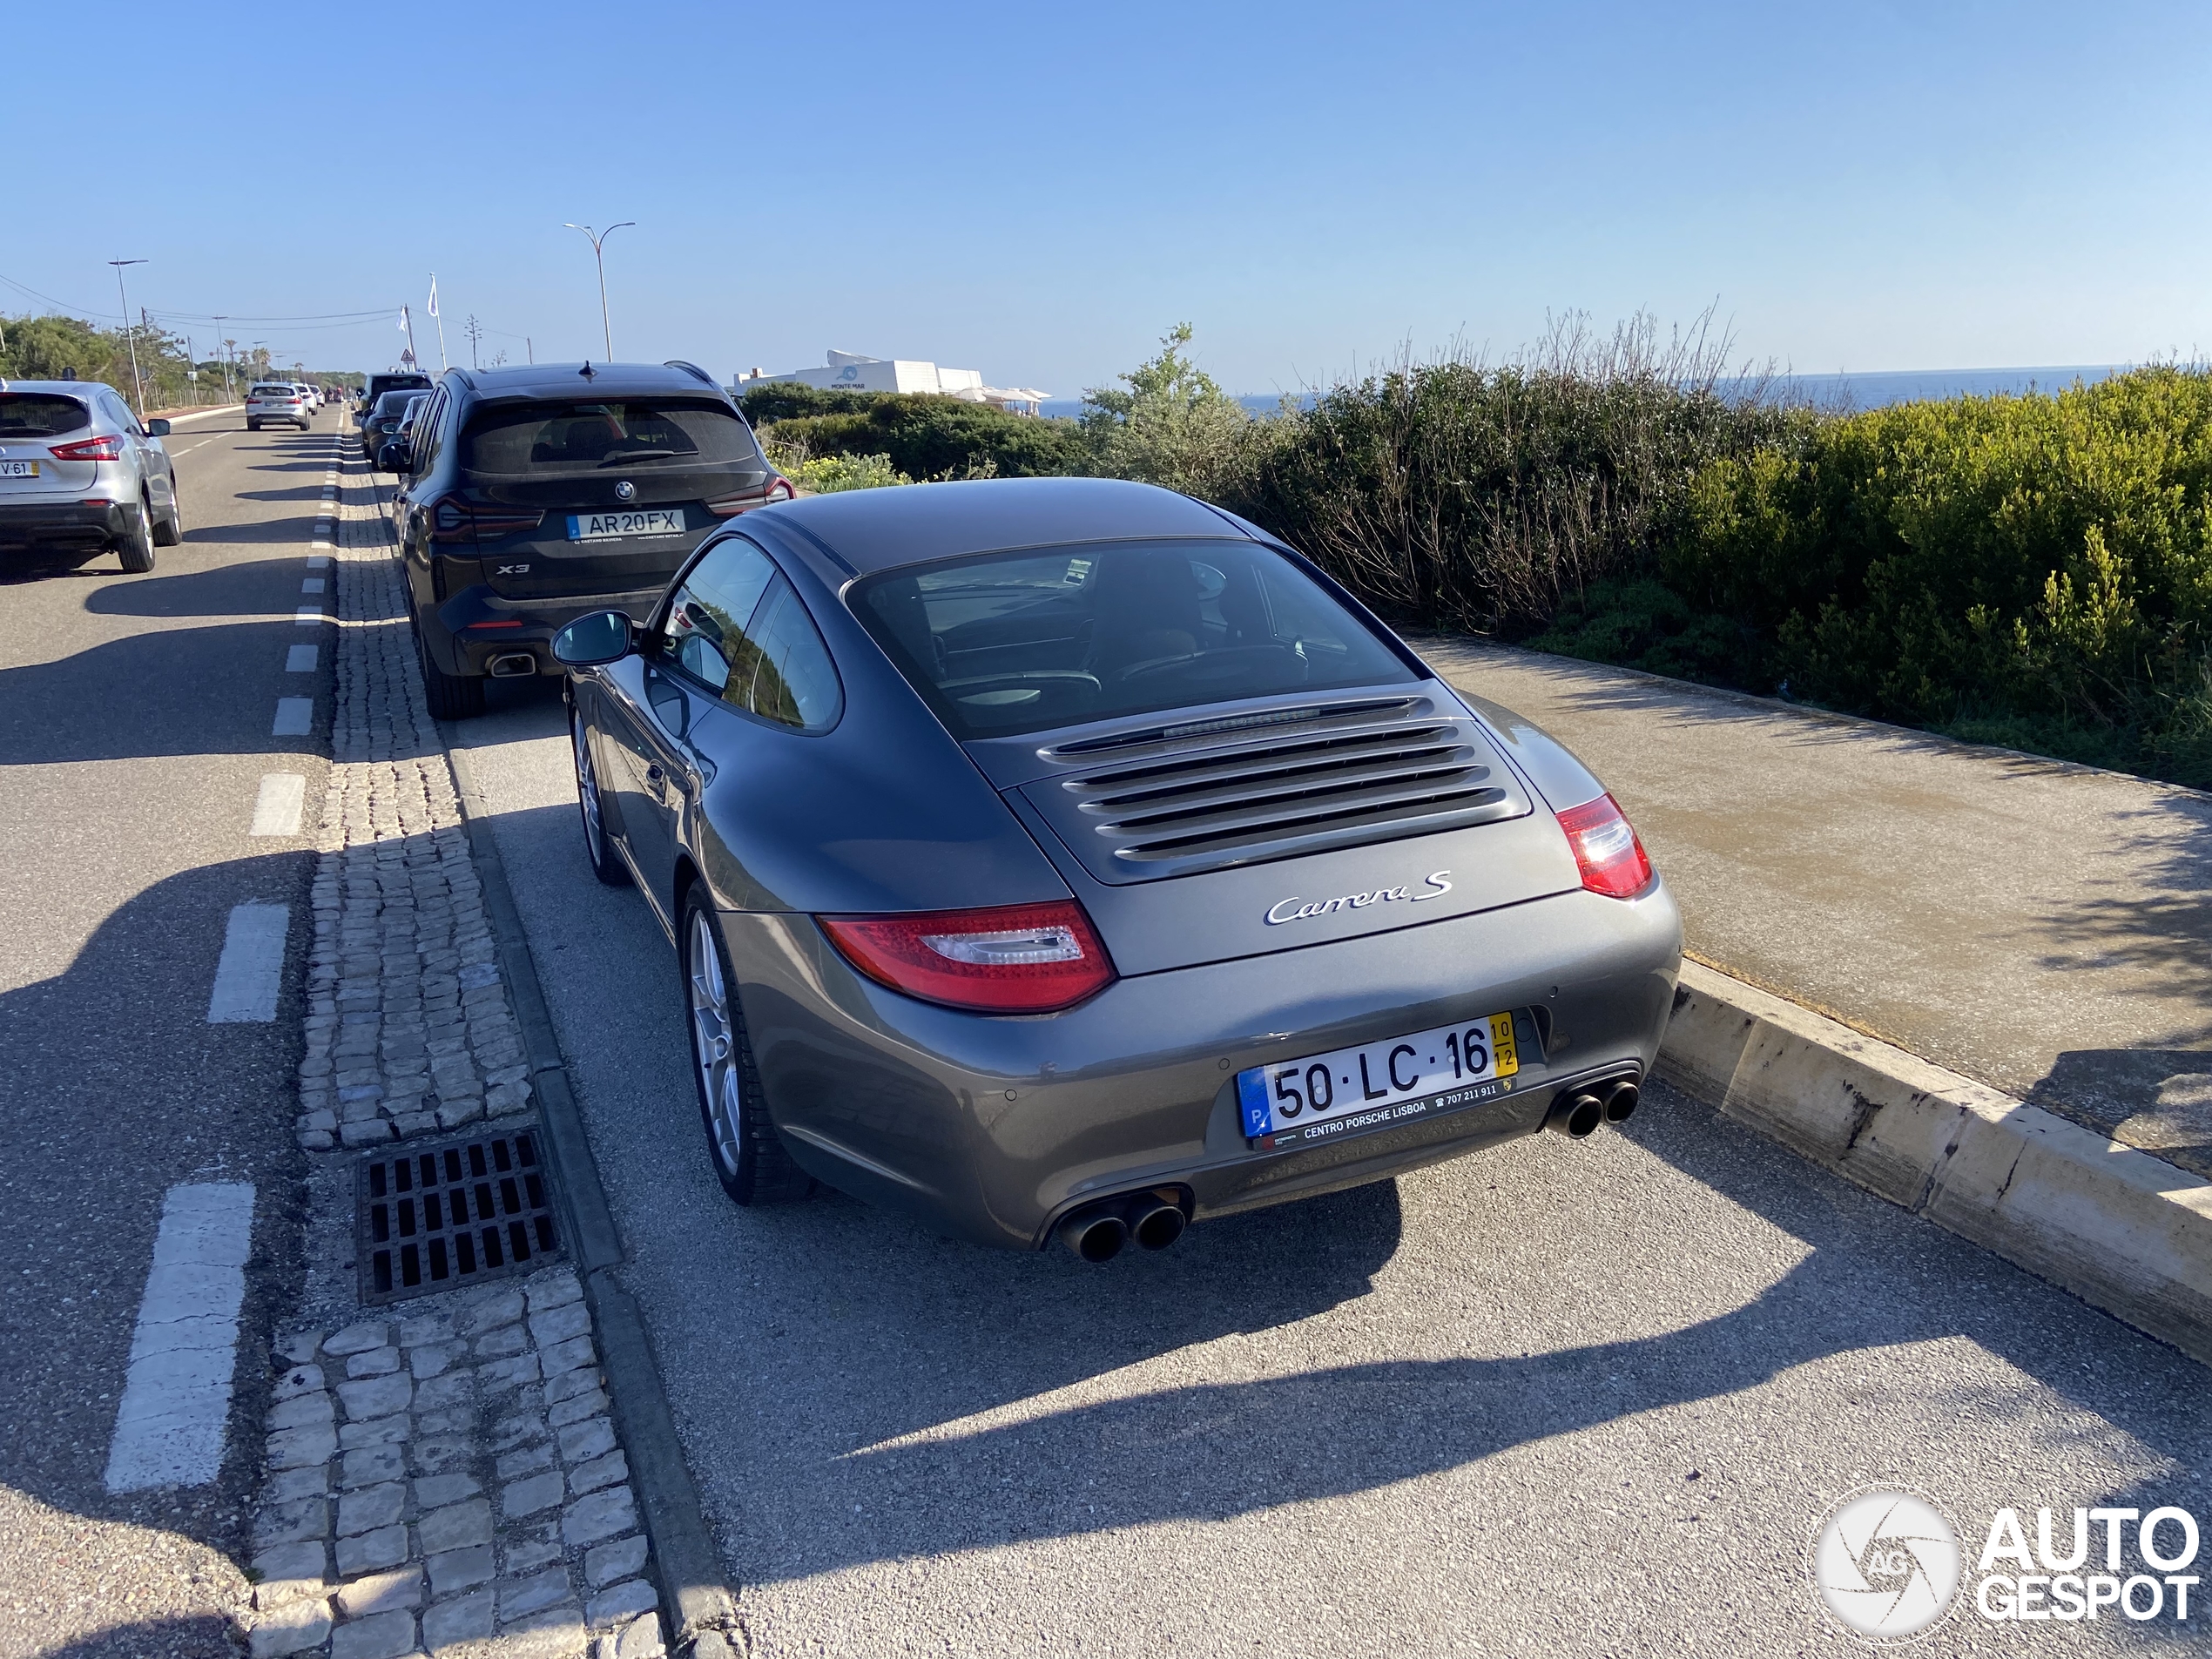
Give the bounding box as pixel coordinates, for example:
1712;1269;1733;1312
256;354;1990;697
426;279;439;319
398;305;410;332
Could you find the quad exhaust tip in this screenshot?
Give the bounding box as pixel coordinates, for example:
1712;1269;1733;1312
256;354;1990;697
1056;1187;1192;1263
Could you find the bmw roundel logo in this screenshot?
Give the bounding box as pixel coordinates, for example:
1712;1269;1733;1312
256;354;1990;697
614;480;636;502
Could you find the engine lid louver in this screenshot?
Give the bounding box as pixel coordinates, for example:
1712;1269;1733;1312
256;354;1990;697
1017;696;1532;884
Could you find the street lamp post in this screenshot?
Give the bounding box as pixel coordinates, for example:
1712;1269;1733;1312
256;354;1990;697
212;316;232;400
563;221;634;360
107;259;148;413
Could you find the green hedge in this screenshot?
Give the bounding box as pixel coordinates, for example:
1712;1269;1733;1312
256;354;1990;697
752;391;1085;481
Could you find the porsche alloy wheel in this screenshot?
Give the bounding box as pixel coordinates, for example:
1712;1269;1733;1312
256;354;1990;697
683;889;810;1205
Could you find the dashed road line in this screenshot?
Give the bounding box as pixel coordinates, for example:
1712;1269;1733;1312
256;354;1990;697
104;1182;256;1494
286;644;317;672
300;577;325;594
206;902;290;1023
293;607;325;625
272;697;313;737
250;772;307;837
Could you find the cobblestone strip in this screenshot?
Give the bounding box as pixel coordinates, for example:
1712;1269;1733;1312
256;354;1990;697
246;446;667;1659
246;1269;664;1659
293;462;531;1150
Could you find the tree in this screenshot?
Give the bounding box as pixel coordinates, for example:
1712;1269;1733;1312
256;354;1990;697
1078;323;1258;496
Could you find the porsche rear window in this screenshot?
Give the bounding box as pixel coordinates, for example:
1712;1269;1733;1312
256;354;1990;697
461;401;761;477
0;395;90;438
853;538;1415;739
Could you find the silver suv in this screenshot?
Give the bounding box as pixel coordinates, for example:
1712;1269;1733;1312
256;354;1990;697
0;381;180;574
246;381;314;431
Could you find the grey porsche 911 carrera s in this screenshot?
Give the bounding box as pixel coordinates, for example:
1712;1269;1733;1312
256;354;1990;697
551;477;1682;1260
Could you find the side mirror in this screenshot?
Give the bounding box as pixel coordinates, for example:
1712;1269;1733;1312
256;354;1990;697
551;610;636;668
146;418;172;437
377;439;411;473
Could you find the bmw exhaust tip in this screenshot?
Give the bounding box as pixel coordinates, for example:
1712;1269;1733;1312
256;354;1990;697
1130;1198;1187;1251
1548;1090;1605;1139
488;652;537;678
1059;1209;1129;1264
1603;1080;1641;1124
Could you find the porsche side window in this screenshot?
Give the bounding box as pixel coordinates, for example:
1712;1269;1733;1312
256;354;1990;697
663;540;777;696
661;541;840;731
739;577;843;732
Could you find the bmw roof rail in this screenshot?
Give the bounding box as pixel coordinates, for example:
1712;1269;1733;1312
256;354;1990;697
664;359;717;386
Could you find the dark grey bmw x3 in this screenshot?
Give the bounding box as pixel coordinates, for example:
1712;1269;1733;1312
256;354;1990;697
550;477;1683;1261
386;361;792;718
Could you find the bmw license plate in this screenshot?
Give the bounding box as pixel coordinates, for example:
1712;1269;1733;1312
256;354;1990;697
568;508;685;541
1238;1011;1522;1147
0;460;39;477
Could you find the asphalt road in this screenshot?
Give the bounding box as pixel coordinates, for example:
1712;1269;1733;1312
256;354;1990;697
449;674;2212;1658
0;408;336;1657
1415;637;2212;1176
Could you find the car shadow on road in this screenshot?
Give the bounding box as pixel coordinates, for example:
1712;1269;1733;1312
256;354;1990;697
80;558;323;619
0;616;346;762
719;1085;2212;1589
0;852;313;1645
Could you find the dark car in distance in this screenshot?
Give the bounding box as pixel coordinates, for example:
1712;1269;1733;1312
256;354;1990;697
550;478;1683;1260
385;361;792;718
361;390;421;462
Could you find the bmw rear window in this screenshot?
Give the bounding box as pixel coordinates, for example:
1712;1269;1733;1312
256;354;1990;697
853;538;1417;739
0;395;91;438
460;401;762;478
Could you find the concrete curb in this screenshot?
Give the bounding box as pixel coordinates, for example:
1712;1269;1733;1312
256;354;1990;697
1658;959;2212;1366
446;747;742;1658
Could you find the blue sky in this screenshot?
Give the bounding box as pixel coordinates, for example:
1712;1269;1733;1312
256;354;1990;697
7;1;2210;394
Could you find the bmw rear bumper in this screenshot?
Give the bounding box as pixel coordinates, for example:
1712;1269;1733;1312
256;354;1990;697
724;880;1684;1249
425;583;672;678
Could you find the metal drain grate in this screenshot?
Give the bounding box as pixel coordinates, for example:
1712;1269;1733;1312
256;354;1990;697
355;1130;562;1305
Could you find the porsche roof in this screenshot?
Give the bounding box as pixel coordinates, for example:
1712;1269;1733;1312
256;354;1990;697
760;476;1256;577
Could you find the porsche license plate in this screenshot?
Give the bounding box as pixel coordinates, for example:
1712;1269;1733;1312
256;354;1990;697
0;460;39;477
568;508;685;541
1238;1011;1521;1146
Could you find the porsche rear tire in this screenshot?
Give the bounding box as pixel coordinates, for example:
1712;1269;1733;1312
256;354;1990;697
682;886;812;1206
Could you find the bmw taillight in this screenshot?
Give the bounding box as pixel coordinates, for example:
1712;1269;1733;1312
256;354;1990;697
706;474;795;516
430;496;543;543
1556;793;1655;899
51;435;124;462
819;900;1116;1014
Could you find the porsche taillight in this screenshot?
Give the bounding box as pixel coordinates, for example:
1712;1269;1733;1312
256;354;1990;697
1556;793;1655;899
819;900;1116;1014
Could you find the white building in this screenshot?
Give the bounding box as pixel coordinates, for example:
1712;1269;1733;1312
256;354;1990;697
734;349;1050;416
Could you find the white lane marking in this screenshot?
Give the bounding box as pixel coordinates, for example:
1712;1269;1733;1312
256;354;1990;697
273;697;313;737
251;772;307;836
306;555;328;569
310;541;333;551
176;439;213;455
105;1183;256;1493
294;608;324;625
286;644;317;672
300;577;325;594
206;902;289;1022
